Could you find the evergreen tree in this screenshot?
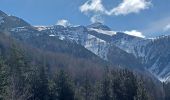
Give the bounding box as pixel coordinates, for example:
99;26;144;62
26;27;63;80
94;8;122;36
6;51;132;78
98;67;111;100
111;70;124;100
81;72;93;100
123;70;137;100
38;65;49;100
135;80;149;100
8;45;28;100
54;70;75;100
111;69;138;100
0;57;9;100
28;59;49;100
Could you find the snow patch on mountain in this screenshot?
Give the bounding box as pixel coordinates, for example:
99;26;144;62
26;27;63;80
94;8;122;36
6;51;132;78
11;27;28;32
112;34;170;82
59;35;65;40
88;28;116;36
112;35;150;58
35;26;48;31
49;34;56;37
149;58;160;74
85;34;109;60
157;63;170;82
159;75;170;83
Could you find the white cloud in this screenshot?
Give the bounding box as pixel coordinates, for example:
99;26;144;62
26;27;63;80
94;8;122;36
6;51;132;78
124;30;145;38
80;0;105;14
56;19;71;27
164;24;170;32
90;14;104;23
79;0;152;22
107;0;151;16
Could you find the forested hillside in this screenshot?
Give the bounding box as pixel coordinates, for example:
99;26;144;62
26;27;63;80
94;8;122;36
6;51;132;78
0;32;165;100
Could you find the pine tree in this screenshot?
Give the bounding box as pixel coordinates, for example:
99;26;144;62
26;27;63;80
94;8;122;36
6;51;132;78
54;70;75;100
123;70;137;100
135;80;149;100
111;70;124;100
38;65;49;100
28;59;49;100
7;45;27;100
111;69;138;100
0;57;9;100
1;44;35;100
81;72;93;100
98;67;111;100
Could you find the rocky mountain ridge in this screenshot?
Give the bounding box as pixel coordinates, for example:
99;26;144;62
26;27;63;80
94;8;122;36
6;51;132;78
0;10;170;82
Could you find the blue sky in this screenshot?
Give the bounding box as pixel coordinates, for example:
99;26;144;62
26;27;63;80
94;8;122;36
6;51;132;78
0;0;170;37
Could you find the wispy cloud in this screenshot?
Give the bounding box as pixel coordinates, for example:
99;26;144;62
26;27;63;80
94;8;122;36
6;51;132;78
164;24;170;32
79;0;105;23
90;14;104;23
56;19;71;27
143;17;170;34
79;0;152;23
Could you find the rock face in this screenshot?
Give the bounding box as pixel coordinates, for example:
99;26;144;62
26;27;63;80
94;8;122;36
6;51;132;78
35;25;170;82
8;24;144;70
111;33;170;82
1;10;170;82
0;10;30;31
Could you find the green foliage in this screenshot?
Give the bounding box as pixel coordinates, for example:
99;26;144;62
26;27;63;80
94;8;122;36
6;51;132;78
0;44;33;100
0;57;9;100
110;69;138;100
49;70;76;100
51;70;75;100
135;80;149;100
7;45;28;100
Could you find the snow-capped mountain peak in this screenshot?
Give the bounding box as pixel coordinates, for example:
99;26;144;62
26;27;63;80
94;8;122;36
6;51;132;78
87;22;111;31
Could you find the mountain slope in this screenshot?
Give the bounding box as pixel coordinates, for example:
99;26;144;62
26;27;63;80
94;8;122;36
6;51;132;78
111;33;170;82
0;17;144;71
35;25;145;70
0;10;30;31
1;10;170;82
0;31;109;80
143;36;170;82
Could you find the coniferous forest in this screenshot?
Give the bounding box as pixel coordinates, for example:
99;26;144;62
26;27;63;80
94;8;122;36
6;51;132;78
0;46;150;100
0;34;167;100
